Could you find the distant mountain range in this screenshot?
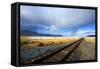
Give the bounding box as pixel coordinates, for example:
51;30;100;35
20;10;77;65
20;30;95;37
20;30;63;37
87;35;95;37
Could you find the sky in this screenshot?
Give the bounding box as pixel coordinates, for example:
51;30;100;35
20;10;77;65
20;5;96;37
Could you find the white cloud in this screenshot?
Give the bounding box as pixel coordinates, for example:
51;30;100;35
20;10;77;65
76;29;95;37
49;25;56;32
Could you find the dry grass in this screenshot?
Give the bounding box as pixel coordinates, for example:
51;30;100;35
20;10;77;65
20;36;80;47
85;37;95;43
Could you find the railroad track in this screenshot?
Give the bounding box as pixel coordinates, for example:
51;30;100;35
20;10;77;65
31;38;83;63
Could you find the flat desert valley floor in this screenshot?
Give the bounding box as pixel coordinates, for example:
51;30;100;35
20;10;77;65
20;36;96;64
